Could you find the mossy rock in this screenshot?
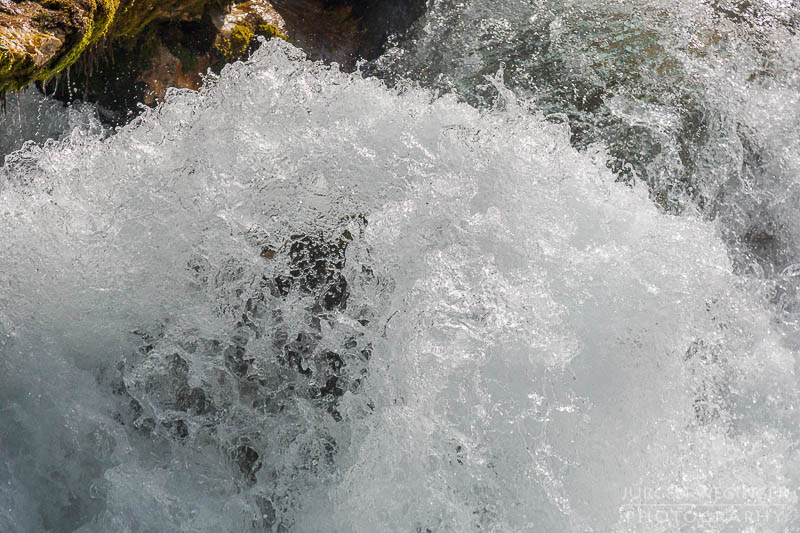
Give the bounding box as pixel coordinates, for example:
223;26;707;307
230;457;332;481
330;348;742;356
212;22;285;70
256;23;288;41
1;0;426;113
0;0;232;97
0;0;125;95
215;24;255;61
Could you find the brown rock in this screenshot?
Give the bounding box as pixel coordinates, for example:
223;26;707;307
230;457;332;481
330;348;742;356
223;0;286;36
137;44;211;105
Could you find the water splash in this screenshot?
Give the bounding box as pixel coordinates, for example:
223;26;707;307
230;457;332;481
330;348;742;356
0;88;103;162
0;33;798;533
372;0;800;281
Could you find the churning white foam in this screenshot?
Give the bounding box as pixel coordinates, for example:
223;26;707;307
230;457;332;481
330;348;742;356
0;39;798;532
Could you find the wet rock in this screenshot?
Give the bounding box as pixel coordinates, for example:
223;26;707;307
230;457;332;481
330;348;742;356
2;0;426;116
217;0;287;44
103;219;379;518
270;0;426;66
0;0;117;94
320;376;344;398
336;0;427;61
175;385;211;415
136;44;211;106
174;419;190;439
231;444;262;482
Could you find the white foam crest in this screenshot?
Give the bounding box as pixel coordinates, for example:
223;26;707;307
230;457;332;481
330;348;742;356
0;40;797;532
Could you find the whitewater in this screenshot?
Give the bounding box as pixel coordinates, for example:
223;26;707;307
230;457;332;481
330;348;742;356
1;0;800;531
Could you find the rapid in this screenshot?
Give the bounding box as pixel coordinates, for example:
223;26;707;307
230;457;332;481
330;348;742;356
1;0;800;531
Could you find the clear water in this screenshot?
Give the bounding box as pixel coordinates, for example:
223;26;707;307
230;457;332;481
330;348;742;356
1;0;799;530
0;88;103;161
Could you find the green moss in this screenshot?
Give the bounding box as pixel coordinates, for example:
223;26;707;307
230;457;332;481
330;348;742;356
0;0;249;98
0;0;123;95
255;23;288;41
0;0;229;96
214;24;254;62
37;0;119;80
0;28;56;93
0;49;14;77
211;21;287;71
230;24;254;56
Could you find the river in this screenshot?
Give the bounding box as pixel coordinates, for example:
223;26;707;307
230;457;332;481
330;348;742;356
1;1;799;531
